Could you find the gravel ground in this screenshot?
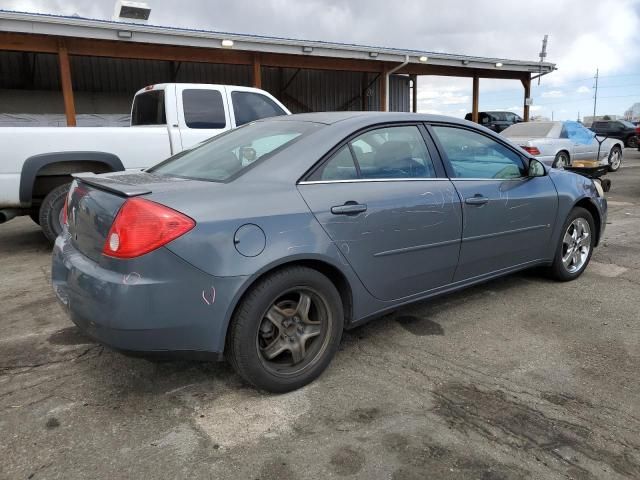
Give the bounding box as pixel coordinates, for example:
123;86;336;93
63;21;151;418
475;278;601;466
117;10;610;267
1;150;639;480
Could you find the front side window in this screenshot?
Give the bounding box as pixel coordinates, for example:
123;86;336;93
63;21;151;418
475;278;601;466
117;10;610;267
232;91;286;127
432;126;525;179
182;89;226;129
350;126;436;179
131;91;166;126
149;121;319;182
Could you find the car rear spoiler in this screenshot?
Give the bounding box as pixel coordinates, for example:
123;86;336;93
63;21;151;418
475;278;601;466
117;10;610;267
72;173;152;197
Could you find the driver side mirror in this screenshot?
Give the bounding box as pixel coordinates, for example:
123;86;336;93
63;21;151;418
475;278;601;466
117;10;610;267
528;158;545;177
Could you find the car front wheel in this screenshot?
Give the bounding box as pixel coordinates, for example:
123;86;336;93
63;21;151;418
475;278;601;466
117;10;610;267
548;207;595;281
226;266;344;393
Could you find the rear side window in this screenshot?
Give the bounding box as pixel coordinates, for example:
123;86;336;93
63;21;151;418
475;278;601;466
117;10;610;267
182;89;226;129
232;91;286;127
309;146;357;181
131;91;166;126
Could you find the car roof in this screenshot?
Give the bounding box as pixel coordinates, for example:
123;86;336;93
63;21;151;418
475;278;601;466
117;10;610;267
264;111;474;127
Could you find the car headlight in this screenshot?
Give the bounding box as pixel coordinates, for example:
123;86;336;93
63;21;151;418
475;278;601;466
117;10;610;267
593;179;605;198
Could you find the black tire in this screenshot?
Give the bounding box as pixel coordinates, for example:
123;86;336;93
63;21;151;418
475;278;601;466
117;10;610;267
552;151;570;169
547;207;596;282
226;266;344;393
39;183;70;243
607;146;622;172
626;135;638;149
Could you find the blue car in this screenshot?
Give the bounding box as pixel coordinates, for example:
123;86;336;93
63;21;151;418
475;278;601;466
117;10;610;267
52;112;606;392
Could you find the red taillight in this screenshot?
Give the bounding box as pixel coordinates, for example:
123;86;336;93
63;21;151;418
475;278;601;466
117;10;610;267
635;126;640;134
103;198;195;259
521;146;541;155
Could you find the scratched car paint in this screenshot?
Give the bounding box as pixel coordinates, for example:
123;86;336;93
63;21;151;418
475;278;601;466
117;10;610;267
52;112;607;392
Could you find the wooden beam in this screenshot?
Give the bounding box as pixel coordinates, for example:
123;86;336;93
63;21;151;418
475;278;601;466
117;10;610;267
380;70;388;112
471;75;479;123
411;74;418;113
521;76;531;122
252;54;262;88
57;41;76;127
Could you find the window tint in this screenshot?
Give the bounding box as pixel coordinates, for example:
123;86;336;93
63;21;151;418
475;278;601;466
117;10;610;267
432;126;525;179
182;89;226;129
149;121;318;182
131;91;166;126
350;126;435;179
309;146;357;181
232;91;286;126
565;121;594;144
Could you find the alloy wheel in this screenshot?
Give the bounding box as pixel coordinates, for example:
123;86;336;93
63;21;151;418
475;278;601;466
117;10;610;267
609;149;621;170
256;288;331;376
561;218;591;274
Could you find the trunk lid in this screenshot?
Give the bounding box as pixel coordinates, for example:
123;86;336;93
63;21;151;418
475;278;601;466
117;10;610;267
68;172;190;262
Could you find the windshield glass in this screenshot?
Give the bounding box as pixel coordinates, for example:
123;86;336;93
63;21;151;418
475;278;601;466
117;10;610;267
502;122;554;137
149;120;320;181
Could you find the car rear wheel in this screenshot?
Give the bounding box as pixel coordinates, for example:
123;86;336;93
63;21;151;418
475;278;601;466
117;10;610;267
608;146;622;172
553;151;570;169
626;135;638;149
39;183;70;243
226;266;344;393
547;207;595;281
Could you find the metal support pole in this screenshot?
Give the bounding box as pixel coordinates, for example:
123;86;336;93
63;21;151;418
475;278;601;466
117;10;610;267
411;74;418;113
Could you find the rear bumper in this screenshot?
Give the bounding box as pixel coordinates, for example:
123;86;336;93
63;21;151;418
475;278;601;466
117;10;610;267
52;232;247;356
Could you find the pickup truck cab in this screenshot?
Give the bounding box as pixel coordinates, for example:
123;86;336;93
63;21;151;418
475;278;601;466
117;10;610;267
0;83;290;241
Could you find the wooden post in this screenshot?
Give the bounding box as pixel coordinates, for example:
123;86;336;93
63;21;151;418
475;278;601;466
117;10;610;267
58;41;76;126
411;74;418;113
522;76;531;122
252;54;261;89
380;69;388;112
471;75;479;123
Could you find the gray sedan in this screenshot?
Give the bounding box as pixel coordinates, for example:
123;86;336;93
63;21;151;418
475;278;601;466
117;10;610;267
52;113;607;392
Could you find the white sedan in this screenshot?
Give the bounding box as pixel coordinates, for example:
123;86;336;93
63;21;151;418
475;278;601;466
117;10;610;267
501;120;624;172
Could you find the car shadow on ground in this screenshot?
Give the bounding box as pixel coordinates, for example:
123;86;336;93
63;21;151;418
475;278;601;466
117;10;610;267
0;221;50;254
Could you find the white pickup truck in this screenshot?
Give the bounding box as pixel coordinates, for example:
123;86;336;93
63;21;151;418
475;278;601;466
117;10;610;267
0;83;290;241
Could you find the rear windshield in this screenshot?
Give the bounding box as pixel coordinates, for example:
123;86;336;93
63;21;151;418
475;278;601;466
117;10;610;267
131;90;166;126
502;122;554;137
148;120;319;182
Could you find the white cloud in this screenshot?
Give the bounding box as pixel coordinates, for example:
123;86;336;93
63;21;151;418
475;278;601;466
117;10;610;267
576;86;591;94
541;90;564;98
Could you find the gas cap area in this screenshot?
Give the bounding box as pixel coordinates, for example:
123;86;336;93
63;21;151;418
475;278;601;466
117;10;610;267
233;224;266;257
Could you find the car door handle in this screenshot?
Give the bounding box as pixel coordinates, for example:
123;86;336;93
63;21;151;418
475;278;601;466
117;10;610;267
464;195;489;206
331;202;367;215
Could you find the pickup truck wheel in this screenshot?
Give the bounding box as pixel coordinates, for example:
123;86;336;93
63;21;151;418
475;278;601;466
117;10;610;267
547;207;595;282
39;183;70;243
226;266;343;393
552;151;569;169
608;146;622;172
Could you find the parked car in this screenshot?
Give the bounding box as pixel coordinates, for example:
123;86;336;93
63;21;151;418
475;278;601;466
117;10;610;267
52;112;607;392
464;111;523;132
589;119;640;148
0;83;290;241
501;120;624;171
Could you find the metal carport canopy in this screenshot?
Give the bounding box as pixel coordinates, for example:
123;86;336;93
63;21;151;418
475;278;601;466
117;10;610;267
0;10;556;123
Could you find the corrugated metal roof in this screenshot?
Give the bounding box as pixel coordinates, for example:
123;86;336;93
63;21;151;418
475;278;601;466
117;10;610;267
0;9;556;74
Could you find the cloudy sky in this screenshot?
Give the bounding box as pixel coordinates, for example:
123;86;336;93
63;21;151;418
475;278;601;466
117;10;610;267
2;0;640;120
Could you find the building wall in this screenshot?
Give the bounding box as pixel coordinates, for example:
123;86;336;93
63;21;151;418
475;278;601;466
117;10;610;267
0;50;410;124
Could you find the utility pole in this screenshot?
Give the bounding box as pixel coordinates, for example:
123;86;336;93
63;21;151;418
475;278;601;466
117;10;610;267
592;68;599;120
538;35;548;85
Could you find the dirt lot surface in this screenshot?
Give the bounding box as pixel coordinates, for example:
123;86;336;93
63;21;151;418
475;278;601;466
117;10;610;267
1;150;639;480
